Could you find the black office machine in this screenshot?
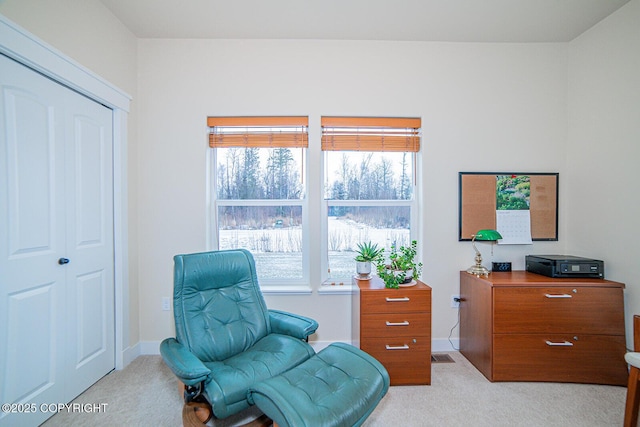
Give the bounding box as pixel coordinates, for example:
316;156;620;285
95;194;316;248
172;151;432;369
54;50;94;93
525;255;604;278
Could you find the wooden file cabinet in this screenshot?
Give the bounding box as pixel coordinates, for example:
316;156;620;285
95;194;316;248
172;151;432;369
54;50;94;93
354;277;431;385
459;271;627;385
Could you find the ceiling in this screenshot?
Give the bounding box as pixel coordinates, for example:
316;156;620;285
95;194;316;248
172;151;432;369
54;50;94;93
99;0;630;43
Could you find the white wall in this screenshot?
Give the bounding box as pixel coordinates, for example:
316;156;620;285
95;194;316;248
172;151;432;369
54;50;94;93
0;0;141;350
0;0;136;94
136;39;568;348
4;0;637;354
567;0;640;346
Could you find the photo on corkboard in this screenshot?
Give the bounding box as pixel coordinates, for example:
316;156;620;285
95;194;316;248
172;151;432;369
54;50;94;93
496;174;530;211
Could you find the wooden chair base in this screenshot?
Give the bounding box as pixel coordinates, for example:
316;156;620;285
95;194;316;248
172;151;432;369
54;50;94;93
179;381;274;427
181;402;274;427
182;401;213;426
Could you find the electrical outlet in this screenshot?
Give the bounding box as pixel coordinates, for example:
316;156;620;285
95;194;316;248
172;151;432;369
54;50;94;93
162;297;171;311
451;294;461;308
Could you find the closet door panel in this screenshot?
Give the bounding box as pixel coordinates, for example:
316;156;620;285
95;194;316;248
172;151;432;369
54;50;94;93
4;283;58;406
74;115;108;246
64;97;114;401
0;54;66;427
4;87;62;257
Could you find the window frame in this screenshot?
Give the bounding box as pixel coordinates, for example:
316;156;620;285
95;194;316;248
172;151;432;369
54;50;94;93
321;160;420;284
207;119;310;292
206;115;421;291
320;116;422;285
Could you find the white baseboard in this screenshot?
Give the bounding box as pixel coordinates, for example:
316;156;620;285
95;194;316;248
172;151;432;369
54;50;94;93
312;339;459;353
139;341;162;355
121;342;141;367
432;338;459;352
126;338;460;361
309;340;346;352
134;340;344;355
117;341;161;370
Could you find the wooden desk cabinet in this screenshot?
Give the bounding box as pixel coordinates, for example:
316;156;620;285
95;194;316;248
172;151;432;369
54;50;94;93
459;271;627;385
354;277;431;385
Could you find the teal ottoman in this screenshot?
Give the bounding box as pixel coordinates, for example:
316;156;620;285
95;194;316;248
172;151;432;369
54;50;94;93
247;342;389;427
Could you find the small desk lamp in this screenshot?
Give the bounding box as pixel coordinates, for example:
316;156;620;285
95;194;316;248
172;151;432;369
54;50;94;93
466;229;503;277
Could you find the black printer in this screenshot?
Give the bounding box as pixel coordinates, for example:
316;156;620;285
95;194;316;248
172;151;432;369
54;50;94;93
525;255;604;278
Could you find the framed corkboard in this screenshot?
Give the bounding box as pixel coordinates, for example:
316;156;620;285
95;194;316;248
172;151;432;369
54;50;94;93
458;172;558;241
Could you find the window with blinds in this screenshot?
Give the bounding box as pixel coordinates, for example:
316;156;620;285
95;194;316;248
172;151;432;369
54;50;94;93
321;116;421;280
209;116;308;284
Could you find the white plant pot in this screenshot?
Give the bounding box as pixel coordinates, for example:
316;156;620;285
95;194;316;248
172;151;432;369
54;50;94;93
394;268;413;284
405;269;414;281
356;261;372;277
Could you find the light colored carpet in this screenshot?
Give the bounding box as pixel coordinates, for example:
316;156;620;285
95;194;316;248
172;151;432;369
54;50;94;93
42;351;627;426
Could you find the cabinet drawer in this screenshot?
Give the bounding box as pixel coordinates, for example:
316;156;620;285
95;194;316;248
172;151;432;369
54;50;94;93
492;333;627;385
361;313;430;338
361;290;430;314
493;287;624;334
361;337;431;385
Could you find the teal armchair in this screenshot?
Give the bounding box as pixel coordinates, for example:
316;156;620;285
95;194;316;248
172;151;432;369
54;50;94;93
160;249;318;422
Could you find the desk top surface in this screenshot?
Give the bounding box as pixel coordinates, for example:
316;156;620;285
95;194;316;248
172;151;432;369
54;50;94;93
460;270;624;288
354;276;431;291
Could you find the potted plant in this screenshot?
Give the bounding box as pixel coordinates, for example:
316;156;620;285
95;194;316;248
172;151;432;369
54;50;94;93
375;240;423;289
354;241;382;278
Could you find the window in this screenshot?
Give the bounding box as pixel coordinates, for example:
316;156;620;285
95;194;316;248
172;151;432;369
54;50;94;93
209;116;308;284
322;116;421;280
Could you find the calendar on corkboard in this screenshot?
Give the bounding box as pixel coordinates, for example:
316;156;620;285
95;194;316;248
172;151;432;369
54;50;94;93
458;172;558;242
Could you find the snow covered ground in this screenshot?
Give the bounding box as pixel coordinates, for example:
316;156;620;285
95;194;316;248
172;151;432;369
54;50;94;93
219;217;409;280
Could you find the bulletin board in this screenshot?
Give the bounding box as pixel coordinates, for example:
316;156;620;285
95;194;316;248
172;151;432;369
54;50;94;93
458;172;559;241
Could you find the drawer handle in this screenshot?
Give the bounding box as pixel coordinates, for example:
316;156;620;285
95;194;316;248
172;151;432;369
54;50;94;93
386;321;410;326
385;297;410;302
544;294;572;299
385;344;410;350
545;340;574;346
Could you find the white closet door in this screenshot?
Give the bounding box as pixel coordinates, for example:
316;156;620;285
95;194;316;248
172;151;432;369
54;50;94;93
61;73;114;403
0;54;115;427
0;53;67;427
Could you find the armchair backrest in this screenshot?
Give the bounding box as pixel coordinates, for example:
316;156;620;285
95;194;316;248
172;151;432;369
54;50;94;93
173;249;271;362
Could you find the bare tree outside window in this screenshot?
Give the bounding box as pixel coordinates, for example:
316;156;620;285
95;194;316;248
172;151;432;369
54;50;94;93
216;147;305;280
325;151;415;279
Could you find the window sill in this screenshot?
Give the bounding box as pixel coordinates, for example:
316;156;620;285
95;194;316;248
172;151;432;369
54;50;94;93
260;285;312;295
318;282;357;295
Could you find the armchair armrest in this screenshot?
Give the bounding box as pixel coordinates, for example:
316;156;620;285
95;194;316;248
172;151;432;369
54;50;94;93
269;309;318;340
160;338;211;386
